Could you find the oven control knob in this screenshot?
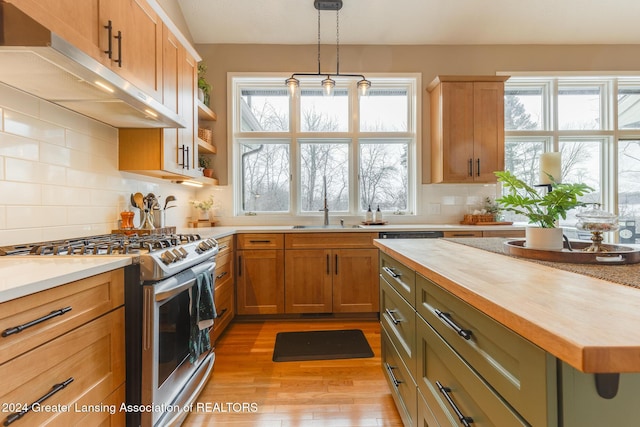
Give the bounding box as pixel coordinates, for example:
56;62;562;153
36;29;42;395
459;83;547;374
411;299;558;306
171;248;184;260
196;241;209;253
177;247;188;258
161;250;176;264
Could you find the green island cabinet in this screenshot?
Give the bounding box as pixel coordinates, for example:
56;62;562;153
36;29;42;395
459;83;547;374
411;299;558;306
378;251;640;427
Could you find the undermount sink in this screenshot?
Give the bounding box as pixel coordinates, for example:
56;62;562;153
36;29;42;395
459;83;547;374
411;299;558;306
292;225;363;229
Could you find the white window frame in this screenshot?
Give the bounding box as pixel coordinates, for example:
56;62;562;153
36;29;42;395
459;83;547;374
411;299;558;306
228;73;420;218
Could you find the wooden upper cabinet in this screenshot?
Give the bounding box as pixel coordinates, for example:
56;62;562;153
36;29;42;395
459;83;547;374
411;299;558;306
428;76;509;183
9;0;162;102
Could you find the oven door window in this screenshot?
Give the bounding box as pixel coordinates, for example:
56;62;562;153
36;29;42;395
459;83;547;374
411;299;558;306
158;288;191;386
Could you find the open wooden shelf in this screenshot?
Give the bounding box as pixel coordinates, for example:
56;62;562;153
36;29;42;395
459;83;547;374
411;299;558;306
197;100;217;121
197;137;217;154
195;175;219;186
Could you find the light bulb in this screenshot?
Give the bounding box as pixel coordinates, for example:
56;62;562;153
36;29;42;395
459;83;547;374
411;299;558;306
286;77;300;96
322;76;335;97
357;79;371;96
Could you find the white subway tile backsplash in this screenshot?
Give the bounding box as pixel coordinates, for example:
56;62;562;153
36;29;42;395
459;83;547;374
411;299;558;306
5;158;66;185
41;185;91;206
68;206;117;225
40;101;116;142
4;111;66;146
6;206;67;229
0;181;41;205
0;83;39;117
0;132;39;160
39;141;71;167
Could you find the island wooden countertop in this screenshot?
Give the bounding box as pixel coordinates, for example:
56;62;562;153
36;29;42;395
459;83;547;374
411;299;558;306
374;238;640;374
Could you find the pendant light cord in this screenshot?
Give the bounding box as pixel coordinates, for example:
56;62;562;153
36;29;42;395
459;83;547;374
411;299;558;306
336;9;340;75
317;8;321;75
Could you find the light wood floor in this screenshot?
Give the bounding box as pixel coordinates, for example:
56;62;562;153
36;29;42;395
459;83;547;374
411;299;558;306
183;319;403;427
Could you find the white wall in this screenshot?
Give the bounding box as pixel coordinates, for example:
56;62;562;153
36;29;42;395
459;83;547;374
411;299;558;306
0;83;198;246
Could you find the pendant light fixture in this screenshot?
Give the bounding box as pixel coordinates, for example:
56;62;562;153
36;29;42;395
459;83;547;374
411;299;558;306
286;0;370;97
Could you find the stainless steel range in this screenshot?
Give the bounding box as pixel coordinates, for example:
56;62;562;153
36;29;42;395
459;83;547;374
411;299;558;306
0;232;219;427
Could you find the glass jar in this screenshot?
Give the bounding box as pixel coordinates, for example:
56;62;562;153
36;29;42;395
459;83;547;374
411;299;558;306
575;206;619;233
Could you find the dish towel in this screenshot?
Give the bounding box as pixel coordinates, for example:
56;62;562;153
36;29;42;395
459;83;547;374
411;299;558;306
189;271;217;363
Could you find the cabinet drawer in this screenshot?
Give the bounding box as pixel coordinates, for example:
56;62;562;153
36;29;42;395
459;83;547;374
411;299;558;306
0;308;125;427
381;277;416;379
0;269;124;364
416;274;555;427
211;279;234;343
380;252;416;307
418;388;442;427
215;235;234;256
237;233;284;249
416;315;527;427
285;232;376;249
214;251;233;284
442;230;483;238
382;326;417;427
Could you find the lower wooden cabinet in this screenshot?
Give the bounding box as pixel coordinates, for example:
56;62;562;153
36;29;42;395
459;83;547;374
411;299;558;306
283;233;379;314
210;235;235;342
236;234;285;315
0;308;125;426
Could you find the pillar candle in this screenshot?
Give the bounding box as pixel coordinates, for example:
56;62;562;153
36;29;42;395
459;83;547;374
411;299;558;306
539;152;562;184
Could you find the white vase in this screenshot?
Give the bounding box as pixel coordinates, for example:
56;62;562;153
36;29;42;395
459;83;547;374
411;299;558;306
525;226;564;251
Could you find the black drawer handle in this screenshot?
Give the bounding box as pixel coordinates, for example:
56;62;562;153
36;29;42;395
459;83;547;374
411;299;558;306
219;244;229;251
435;309;472;340
2;307;72;337
449;233;476;237
468;158;473;177
436;381;474;427
4;377;74;426
382;266;399;279
385;308;401;325
249;240;272;244
217;308;228;319
114;30;122;67
385;363;403;387
216;271;228;280
476;158;481;176
237;255;242;277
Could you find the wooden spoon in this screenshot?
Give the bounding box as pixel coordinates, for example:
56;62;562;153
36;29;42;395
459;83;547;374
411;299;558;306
133;192;144;210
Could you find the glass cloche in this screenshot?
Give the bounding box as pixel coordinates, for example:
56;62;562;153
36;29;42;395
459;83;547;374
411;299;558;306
576;205;618;252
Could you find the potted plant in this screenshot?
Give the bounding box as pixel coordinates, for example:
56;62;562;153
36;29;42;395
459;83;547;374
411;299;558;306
199;155;214;178
190;194;215;221
494;170;593;250
198;63;211;106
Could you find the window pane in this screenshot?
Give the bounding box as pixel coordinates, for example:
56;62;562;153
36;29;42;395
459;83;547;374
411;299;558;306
240;88;289;132
504;87;543;130
240;142;290;212
299;141;349;212
504;139;546;186
300;89;349;132
558;85;602;130
559;139;602;225
618;140;640;243
360;88;408;132
618;87;640;129
359;141;408;211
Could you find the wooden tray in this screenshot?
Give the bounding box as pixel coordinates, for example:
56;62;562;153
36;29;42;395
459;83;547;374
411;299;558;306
460;221;513;226
504;240;640;264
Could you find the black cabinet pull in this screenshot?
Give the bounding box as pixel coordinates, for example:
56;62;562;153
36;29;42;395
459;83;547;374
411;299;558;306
2;307;72;337
468;158;473;176
476;158;480;176
185;146;190;169
385;363;403;387
4;377;74;426
385;308;401;325
334;254;338;275
248;240;271;244
382;266;399;279
436;381;474;427
178;145;187;168
237;255;242;277
217;308;228;319
219;244;229;251
215;271;228;280
326;254;330;274
103;20;113;58
114;30;122;67
435;309;472;340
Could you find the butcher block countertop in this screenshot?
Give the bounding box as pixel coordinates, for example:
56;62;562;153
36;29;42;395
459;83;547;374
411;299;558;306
374;238;640;374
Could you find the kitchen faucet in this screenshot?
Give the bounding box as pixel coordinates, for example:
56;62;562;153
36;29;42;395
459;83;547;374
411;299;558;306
320;177;329;226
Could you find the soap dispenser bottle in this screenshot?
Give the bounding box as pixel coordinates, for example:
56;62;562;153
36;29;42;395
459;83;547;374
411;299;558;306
365;205;373;222
374;205;382;223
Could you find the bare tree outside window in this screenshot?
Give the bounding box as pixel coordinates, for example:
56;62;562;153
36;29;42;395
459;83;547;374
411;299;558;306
359;142;408;211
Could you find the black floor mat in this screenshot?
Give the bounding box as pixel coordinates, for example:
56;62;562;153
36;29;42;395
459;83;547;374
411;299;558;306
272;329;374;362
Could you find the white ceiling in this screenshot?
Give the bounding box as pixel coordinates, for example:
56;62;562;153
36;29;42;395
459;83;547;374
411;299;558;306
177;0;640;45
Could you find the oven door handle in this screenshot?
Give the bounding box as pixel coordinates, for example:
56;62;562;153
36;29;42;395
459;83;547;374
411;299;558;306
154;261;215;302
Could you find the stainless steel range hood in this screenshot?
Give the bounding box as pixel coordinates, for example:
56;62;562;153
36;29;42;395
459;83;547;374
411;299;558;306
0;2;185;128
